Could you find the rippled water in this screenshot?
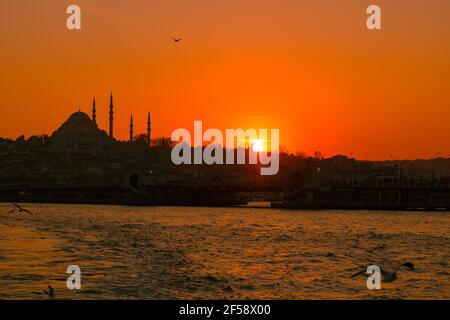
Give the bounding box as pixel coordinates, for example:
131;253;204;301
0;203;449;299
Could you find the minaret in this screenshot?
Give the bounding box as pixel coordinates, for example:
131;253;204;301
147;112;151;148
129;114;134;143
109;93;114;138
92;97;97;126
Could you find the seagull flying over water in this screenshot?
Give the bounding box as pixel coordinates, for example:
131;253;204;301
8;203;33;215
0;217;10;227
43;285;55;298
351;262;414;283
171;37;182;42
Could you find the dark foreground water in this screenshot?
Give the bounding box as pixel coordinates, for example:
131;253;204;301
0;203;449;299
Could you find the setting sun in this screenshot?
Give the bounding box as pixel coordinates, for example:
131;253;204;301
251;139;265;153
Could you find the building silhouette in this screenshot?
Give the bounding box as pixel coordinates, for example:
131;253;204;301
92;97;97;126
129;114;134;143
48;93;151;150
109;93;114;138
147;112;151;148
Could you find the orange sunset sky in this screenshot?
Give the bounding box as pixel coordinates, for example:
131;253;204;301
1;0;449;160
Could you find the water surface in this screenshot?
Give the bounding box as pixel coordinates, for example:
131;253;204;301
0;203;449;299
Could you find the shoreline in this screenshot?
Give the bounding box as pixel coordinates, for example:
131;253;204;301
0;200;448;212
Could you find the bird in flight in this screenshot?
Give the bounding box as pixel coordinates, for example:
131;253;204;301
351;262;414;283
43;285;55;298
171;37;182;42
0;217;10;227
8;203;33;215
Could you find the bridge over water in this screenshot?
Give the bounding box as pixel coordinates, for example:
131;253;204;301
1;176;448;209
0;175;286;206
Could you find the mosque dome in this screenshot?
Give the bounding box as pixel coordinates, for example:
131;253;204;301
55;111;99;135
50;111;110;149
66;111;92;126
